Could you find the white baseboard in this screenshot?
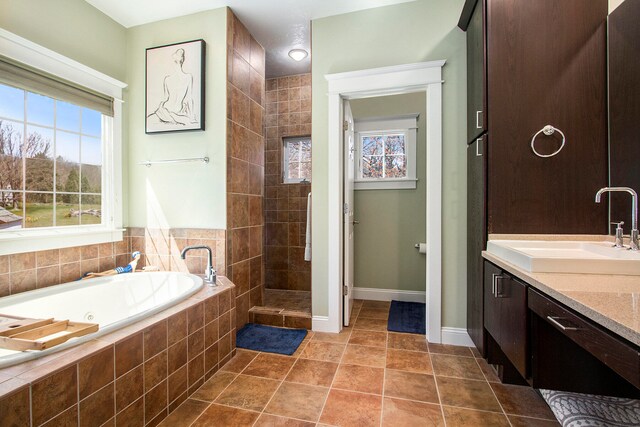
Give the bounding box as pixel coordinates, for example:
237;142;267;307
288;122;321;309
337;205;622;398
353;287;426;303
441;327;474;347
312;316;336;333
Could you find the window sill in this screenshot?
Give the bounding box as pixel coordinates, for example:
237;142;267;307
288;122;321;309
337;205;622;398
355;179;418;190
0;227;125;256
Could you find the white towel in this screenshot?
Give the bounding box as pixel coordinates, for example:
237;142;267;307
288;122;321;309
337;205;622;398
304;192;312;261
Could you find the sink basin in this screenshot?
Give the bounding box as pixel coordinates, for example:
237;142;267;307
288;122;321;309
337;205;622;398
486;240;640;275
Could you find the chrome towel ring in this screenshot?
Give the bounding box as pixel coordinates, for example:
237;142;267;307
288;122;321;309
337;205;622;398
531;125;565;158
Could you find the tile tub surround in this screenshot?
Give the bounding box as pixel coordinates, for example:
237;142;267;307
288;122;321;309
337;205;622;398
264;73;312;292
0;227;226;299
483;250;640;347
226;9;266;332
161;299;559;426
0;278;237;427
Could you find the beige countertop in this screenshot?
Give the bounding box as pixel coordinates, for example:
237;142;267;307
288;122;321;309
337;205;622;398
482;250;640;347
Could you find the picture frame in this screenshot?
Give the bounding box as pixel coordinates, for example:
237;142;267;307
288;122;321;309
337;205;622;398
145;39;206;134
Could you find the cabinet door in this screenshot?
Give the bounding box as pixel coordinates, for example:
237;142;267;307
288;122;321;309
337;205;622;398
467;136;487;353
466;0;486;142
486;0;608;234
499;276;528;377
483;261;503;343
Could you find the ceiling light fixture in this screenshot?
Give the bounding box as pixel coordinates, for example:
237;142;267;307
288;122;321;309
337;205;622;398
288;49;308;62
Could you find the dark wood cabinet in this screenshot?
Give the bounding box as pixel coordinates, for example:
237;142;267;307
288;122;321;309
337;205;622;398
467;136;486;354
483;261;527;378
465;0;486;143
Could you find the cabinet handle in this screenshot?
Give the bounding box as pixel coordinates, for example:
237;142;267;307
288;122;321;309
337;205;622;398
492;274;504;298
476;138;483;156
546;316;579;331
476;110;483;129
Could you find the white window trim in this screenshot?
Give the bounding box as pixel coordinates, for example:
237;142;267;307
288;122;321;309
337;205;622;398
0;28;127;255
282;136;312;184
354;114;418;190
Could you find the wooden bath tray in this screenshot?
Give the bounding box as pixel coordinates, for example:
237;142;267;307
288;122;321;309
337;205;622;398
0;314;98;351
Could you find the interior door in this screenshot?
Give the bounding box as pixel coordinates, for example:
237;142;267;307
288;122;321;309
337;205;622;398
343;100;355;326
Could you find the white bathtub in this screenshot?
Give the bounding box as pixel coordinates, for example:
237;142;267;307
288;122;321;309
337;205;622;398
0;271;203;368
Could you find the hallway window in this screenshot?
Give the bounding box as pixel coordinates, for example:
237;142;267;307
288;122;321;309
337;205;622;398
354;114;418;190
283;135;311;183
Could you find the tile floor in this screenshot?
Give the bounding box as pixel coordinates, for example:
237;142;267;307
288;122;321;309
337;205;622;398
160;300;560;426
263;289;312;314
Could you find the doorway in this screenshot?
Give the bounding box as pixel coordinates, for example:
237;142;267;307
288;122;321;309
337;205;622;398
321;61;445;343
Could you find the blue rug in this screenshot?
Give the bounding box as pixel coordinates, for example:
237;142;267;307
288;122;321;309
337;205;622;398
387;300;426;334
236;323;307;355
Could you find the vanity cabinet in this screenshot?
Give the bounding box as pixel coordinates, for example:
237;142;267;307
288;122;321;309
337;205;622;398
483;261;527;378
460;0;609;353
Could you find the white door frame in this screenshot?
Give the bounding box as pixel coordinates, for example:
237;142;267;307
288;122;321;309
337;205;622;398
323;60;445;343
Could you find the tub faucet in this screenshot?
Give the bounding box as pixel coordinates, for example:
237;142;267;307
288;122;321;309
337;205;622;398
595;187;639;251
180;245;217;285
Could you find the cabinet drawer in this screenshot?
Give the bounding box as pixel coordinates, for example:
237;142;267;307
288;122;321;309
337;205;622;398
528;288;640;389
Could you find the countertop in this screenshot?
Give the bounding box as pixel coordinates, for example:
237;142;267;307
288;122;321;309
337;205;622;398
483;250;640;347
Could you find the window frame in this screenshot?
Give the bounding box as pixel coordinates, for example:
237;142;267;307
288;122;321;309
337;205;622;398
354;114;419;190
0;28;127;255
282;135;312;184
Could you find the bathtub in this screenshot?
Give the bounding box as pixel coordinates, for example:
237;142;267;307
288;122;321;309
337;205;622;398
0;271;203;368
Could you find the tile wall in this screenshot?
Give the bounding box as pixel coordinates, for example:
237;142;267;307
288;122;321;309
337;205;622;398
225;10;266;330
264;74;312;291
0;228;226;298
0;281;236;427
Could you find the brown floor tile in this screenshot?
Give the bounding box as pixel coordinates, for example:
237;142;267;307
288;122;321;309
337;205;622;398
332;364;384;395
382;397;444;427
477;358;501;383
442;406;510;426
342;344;386;368
158;398;209;427
361;300;390;310
386;348;432;374
284;359;338;387
219;349;259;373
491;384;556;420
192;404;260;426
319;389;382;427
299;341;345;362
243;353;295;380
384;369;439;404
387;332;429;352
357;306;389;319
311;330;352;344
508;415;560;426
348;330;388;348
431;354;485;380
254;413;316;426
353;316;388;332
471;347;482;358
436;377;502;412
190;371;237;401
215;374;280;412
428;343;475;357
265;382;328;422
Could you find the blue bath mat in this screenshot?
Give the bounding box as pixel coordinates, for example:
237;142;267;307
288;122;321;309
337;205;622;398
236;323;307;355
387;300;426;334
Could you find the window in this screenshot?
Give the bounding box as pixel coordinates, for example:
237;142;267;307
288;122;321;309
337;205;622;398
283;136;311;184
0;83;104;230
355;115;418;190
0;29;125;255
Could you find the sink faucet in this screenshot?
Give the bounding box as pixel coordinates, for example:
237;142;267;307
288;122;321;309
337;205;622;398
180;245;217;285
595;187;639;251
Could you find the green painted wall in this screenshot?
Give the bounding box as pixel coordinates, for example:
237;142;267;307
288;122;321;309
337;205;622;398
311;0;467;328
350;93;426;292
0;0;127;82
125;9;227;229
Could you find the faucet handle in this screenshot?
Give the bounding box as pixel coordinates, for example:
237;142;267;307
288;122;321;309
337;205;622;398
610;221;624;230
610;221;625;248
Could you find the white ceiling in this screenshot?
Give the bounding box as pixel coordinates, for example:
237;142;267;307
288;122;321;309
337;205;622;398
85;0;417;78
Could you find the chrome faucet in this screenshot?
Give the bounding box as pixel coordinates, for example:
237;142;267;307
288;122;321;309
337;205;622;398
180;245;217;285
595;187;639;251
